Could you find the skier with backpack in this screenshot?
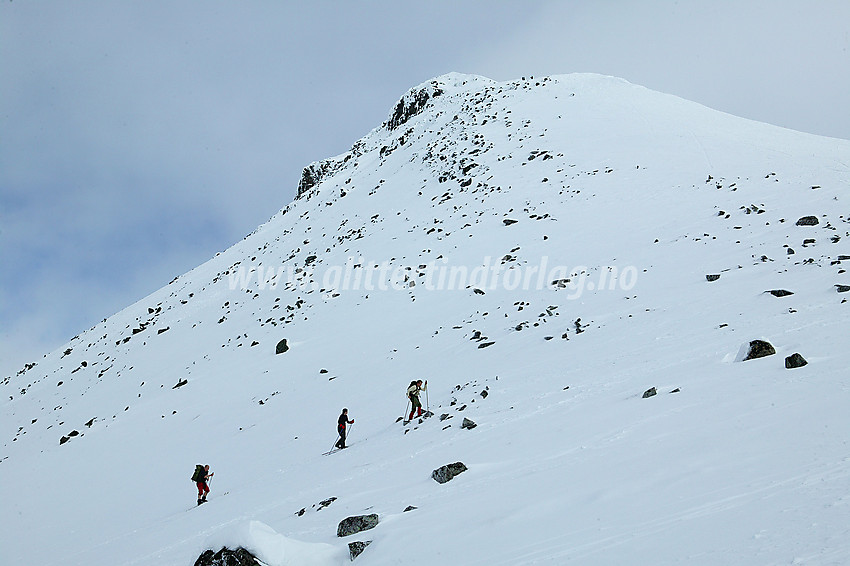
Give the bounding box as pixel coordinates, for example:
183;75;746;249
191;464;214;505
335;408;354;449
406;379;427;422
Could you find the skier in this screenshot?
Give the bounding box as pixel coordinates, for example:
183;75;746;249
407;379;427;421
336;408;354;449
194;464;213;505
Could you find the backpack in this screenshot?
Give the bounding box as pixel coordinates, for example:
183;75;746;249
191;464;205;482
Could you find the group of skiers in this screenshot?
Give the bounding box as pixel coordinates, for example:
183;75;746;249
192;379;428;505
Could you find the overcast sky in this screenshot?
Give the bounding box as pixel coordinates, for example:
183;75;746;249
2;0;848;376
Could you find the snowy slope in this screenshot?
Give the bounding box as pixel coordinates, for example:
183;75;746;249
2;73;849;566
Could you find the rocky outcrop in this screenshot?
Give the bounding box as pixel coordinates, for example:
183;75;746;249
642;387;657;398
194;547;259;566
296;159;338;199
337;514;379;537
385;81;443;131
432;462;468;484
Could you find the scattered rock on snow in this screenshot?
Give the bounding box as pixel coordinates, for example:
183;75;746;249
349;541;372;561
706;274;721;282
785;353;808;369
432;462;468;484
461;417;477;429
337;514;379;537
403;505;418;512
835;285;850;293
275;339;289;354
744;340;776;361
642;387;657;398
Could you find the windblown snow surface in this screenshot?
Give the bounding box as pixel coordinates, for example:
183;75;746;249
2;73;849;566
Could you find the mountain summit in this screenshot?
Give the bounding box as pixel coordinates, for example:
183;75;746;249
2;73;849;566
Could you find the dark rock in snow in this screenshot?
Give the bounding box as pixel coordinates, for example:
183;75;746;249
503;219;519;226
785;353;808;369
432;462;468;484
349;541;372;561
642;387;657;398
767;290;794;297
172;378;188;389
795;216;819;226
461;417;477;429
193;547;259;566
275;339;289;354
337;514;379;537
403;505;418;512
835;285;850;293
706;274;721;282
744;340;776;360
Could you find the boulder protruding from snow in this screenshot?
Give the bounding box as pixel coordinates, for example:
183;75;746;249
337;514;379;538
642;387;657;398
348;541;372;561
194;547;259;566
767;289;794;297
432;462;468;484
743;340;776;361
461;417;477;429
785;353;808;369
706;274;721;282
275;339;289;355
795;216;819;226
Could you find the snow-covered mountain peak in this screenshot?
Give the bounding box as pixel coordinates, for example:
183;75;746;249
2;74;849;566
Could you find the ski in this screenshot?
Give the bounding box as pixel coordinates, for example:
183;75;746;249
323;444;352;455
